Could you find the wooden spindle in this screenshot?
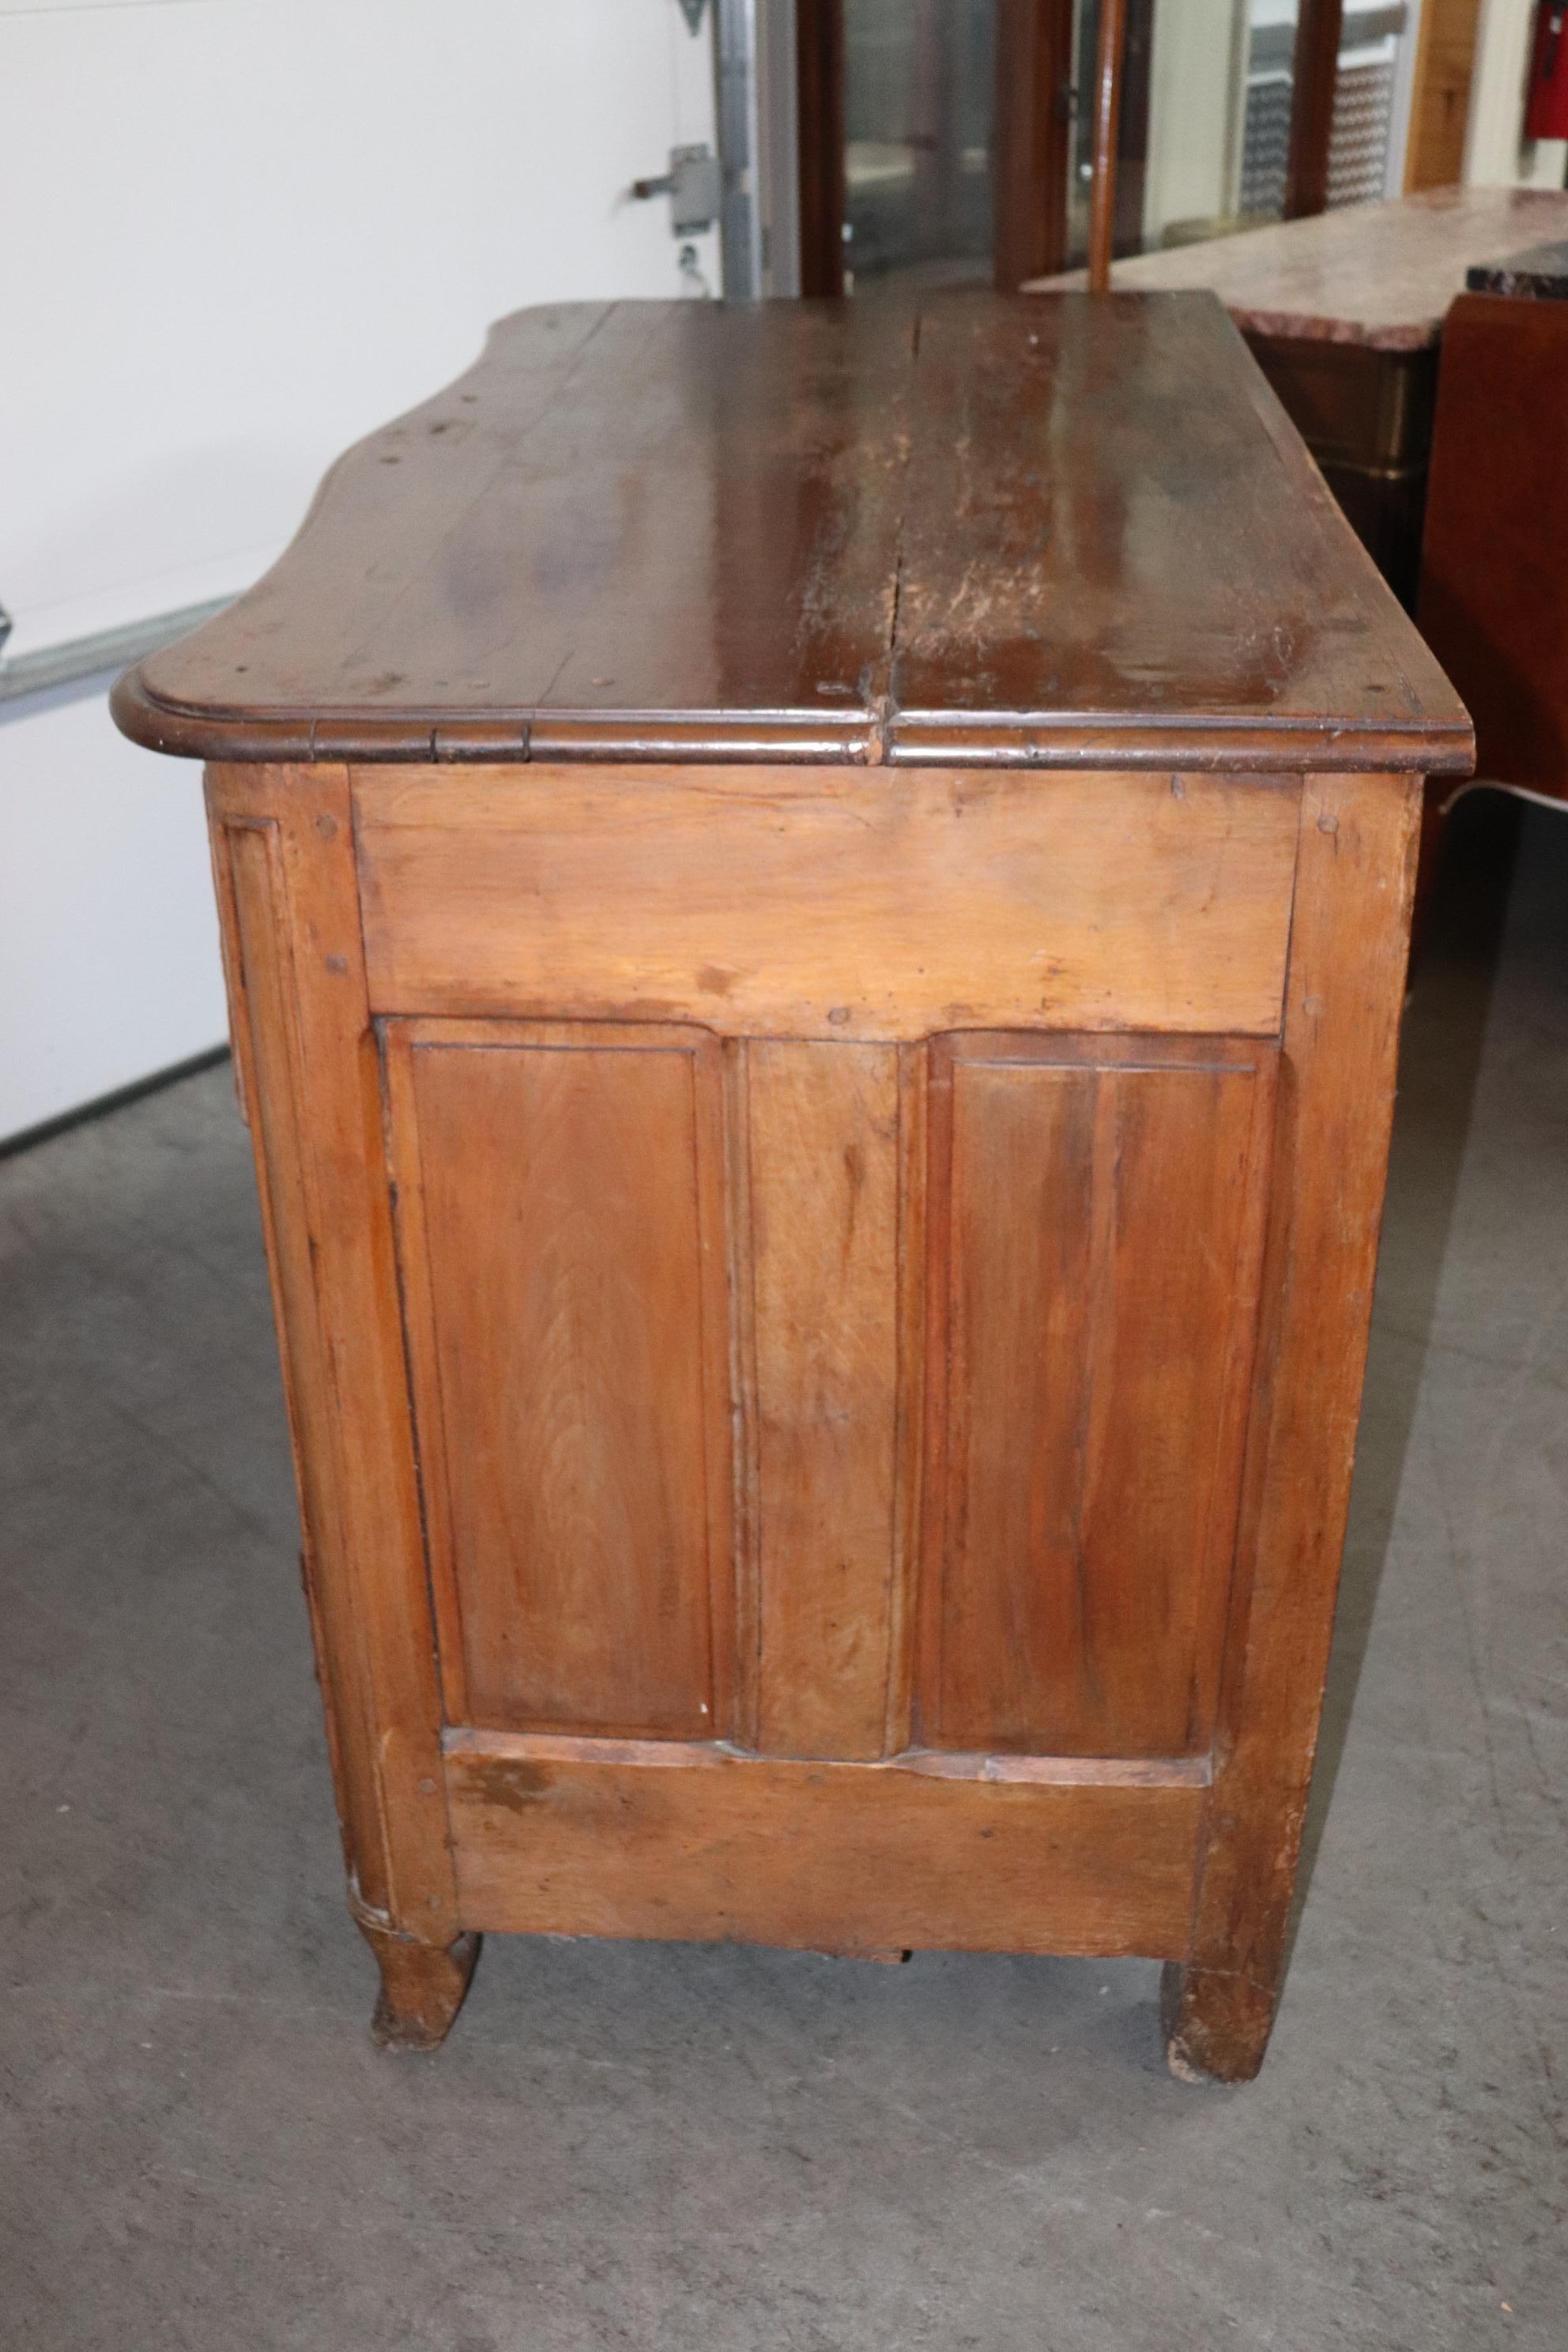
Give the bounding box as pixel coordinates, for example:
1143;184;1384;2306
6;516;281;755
1087;0;1129;292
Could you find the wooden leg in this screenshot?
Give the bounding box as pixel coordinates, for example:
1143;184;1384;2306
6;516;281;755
361;1922;481;2052
1160;1959;1271;2084
1163;778;1423;2091
210;771;469;2060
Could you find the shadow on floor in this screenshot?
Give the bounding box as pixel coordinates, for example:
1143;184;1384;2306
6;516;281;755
1295;791;1528;1906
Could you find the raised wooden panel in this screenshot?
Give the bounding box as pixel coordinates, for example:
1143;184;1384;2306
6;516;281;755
383;1019;733;1740
743;1042;905;1761
444;1730;1208;1958
918;1032;1276;1758
354;765;1299;1038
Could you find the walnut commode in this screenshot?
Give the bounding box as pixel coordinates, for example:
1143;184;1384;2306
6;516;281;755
115;294;1471;2079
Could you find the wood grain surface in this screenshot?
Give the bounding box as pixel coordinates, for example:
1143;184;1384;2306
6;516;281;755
112;296;1470;775
444;1732;1207;1958
383;1019;733;1740
918;1033;1276;1759
745;1042;903;1761
354;765;1300;1039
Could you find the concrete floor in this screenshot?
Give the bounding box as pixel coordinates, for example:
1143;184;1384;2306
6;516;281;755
2;798;1563;2352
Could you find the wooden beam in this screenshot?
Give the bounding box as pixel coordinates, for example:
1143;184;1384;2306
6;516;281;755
1087;0;1129;288
1284;0;1345;219
796;0;846;296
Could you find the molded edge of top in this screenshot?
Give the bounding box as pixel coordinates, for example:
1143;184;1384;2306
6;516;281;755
109;662;1475;775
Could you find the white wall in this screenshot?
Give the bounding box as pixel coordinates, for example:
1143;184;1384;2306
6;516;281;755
0;682;226;1134
1466;0;1568;187
0;0;717;1144
1143;0;1250;247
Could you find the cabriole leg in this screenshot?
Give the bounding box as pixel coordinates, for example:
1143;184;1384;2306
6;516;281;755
361;1922;481;2052
1161;1959;1274;2084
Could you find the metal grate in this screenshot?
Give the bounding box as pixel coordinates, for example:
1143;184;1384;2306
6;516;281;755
1239;74;1294;220
1327;56;1396;208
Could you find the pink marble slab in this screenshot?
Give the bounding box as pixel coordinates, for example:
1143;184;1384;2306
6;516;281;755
1027;185;1568;349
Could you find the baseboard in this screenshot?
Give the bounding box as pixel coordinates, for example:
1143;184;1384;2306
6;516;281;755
0;1043;232;1161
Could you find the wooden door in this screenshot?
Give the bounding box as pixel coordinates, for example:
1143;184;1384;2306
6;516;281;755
797;0;1085;292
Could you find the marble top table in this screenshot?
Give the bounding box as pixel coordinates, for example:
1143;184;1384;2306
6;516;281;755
1028;185;1568;348
1467;237;1568;300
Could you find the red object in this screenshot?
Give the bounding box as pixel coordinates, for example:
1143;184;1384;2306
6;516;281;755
1526;0;1568;140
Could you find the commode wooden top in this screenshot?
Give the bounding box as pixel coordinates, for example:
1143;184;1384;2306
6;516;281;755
111;293;1469;778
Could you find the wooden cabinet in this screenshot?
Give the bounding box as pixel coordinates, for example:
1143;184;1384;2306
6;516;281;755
1419;285;1568;808
114;293;1470;2082
1238;332;1435;607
